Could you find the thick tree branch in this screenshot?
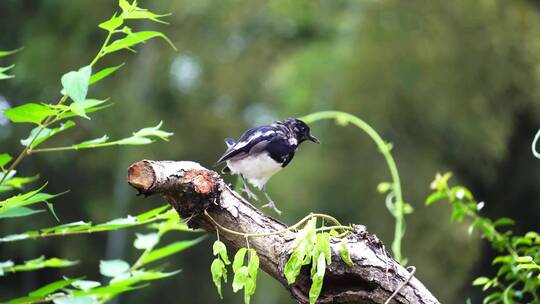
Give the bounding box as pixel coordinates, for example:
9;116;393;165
127;160;440;304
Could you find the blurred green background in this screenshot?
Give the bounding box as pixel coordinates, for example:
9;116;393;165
1;0;540;303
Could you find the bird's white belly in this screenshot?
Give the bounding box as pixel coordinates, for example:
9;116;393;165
227;153;282;189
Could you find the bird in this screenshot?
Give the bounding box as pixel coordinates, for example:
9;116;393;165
217;118;320;214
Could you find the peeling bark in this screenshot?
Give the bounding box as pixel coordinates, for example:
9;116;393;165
127;160;440;304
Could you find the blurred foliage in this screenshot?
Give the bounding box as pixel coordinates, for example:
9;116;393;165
1;1;205;303
427;173;540;302
1;0;540;303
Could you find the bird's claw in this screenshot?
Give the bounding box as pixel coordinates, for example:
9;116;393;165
241;186;259;201
262;200;282;215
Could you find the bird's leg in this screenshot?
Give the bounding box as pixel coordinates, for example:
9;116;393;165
240;175;258;201
261;186;282;215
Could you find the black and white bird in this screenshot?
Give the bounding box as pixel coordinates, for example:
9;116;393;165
217;118;320;214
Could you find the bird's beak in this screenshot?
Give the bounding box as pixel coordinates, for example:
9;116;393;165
308;134;320;144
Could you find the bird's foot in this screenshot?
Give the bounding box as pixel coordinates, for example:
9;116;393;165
241;186;259;201
262;200;282;215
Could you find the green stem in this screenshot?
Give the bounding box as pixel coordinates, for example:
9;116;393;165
300;111;406;264
531;129;540;159
204;211;352;239
29;141;125;154
90;30;113;67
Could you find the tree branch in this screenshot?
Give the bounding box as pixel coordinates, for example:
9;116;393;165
127;160;440;304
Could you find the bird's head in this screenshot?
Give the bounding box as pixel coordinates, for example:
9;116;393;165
282;118;320;144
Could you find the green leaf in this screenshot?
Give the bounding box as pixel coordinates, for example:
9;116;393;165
0;64;15;80
69;99;108;120
119;0;134;13
517;263;539;270
132;121;173;141
502;284;516;304
99;259;130;278
246;250;259;297
284;218;317;284
0;175;39;192
232;266;249;293
376;182;392;193
0;260;14;276
425;191;447;206
40;221;91;233
103;31;176;55
403;202;414;214
0;184;65;215
247;250;259;280
284;252;302;285
0;206;172;242
516;256;533;263
3;103;57;124
233;248;247;273
472;277;490;286
0;170;16;183
72;135;109;149
151;216;192;234
133;232;159;250
316;233;331;266
61;66;92;103
29;277;80;297
57;103;112;120
123;11;170;24
53;296;97;304
0;153;12;168
106;269;180;286
339;240;353;266
136;205;170;221
0;184;46;207
483;292;502;304
309;253;326;304
493;218;515;227
20;120;76;148
141;236;205;265
450;203;466;222
492;255;512;265
525;231;539;239
72;280;101;291
2;256;78;274
89;63;125;85
0;191;65;214
0;48;22;57
0;206;45;219
46;201;60;222
116;137;153;145
451;186;474;201
0;233;29;242
210;259;226;299
101;215;136;226
213;240;231;265
99;14;124;32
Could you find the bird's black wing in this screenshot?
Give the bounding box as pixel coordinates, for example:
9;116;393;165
265;136;296;167
216;125;280;164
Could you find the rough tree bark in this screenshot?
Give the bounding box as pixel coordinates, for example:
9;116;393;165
127;160;440;304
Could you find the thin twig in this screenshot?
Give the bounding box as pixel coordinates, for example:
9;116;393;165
384;266;416;304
